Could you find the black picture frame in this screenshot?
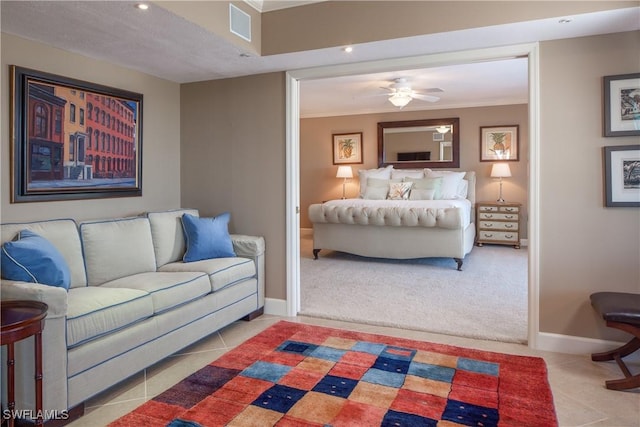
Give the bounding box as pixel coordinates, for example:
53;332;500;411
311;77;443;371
604;144;640;207
10;65;143;202
603;73;640;137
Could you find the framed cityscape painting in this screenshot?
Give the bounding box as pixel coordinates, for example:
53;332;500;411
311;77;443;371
10;66;143;202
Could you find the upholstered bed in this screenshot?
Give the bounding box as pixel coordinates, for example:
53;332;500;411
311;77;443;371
308;168;476;270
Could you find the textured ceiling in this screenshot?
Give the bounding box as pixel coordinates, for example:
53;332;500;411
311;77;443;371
1;2;638;117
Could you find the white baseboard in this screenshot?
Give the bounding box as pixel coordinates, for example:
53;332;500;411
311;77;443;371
264;298;288;316
535;332;624;355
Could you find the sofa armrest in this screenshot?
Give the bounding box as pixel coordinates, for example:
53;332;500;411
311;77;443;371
0;280;68;318
231;234;265;258
230;235;265;309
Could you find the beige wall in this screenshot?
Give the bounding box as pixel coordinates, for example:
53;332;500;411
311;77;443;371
0;34;182;222
300;105;529;234
180;73;287;300
539;31;640;341
262;1;637;55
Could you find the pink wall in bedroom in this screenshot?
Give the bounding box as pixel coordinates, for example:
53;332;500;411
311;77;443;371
300;104;529;236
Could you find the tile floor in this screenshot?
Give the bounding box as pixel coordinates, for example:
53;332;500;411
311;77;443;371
68;315;640;427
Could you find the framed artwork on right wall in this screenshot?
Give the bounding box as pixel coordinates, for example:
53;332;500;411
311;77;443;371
604;144;640;207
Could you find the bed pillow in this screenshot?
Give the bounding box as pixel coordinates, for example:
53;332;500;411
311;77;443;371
1;229;71;289
457;179;469;199
181;213;236;262
405;177;443;200
388;182;413;200
363;178;401;200
358;166;393;197
391;169;424;180
424;170;466;199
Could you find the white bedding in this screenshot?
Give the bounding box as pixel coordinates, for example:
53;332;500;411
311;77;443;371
321;198;472;227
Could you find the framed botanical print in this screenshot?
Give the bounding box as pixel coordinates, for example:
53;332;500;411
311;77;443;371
332;132;363;164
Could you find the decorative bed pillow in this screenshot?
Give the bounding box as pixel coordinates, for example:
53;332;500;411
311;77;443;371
388;182;413;200
409;189;437;200
358;166;393;198
405;177;443;200
1;229;71;289
181;213;236;262
363;178;401;200
424;170;466;199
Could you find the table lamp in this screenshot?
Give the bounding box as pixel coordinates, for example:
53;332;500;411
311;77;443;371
336;166;353;199
490;163;511;203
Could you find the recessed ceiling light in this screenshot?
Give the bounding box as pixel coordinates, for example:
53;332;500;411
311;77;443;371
136;3;149;10
559;18;572;24
343;46;353;53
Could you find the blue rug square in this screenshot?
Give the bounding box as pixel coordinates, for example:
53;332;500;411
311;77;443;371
361;368;406;388
441;399;499;426
408;361;456;383
373;356;411;374
277;340;318;356
312;375;358;398
457;358;500;376
352;341;386;355
251;384;307;413
381;409;437;427
241;361;292;383
310;345;346;362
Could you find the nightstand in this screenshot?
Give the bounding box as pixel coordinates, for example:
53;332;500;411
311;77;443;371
475;201;521;249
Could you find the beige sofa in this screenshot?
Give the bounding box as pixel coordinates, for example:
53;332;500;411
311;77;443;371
0;208;265;422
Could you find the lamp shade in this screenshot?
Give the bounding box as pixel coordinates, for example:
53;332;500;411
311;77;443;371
490;163;512;178
388;93;412;108
336;165;353;178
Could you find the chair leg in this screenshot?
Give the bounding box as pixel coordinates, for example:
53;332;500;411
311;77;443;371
591;320;640;391
591;337;640;362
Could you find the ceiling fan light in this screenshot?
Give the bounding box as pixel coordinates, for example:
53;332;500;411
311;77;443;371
389;93;412;108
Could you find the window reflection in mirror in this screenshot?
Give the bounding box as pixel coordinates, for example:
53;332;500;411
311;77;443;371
377;118;459;169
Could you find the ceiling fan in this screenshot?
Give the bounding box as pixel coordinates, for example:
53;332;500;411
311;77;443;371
382;78;441;108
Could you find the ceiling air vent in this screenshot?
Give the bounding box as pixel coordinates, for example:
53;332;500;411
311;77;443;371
229;4;251;42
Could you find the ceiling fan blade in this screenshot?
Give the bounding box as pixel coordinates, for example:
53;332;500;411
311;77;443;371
412;93;440;102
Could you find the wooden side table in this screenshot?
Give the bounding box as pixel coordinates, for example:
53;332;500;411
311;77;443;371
1;300;48;427
476;201;522;249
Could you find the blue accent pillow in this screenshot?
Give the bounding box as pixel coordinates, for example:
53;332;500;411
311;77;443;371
181;213;236;262
1;229;71;289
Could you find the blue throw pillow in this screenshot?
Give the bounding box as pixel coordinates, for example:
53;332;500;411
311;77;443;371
1;229;71;289
181;213;236;262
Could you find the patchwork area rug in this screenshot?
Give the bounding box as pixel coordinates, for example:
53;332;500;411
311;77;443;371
111;321;557;426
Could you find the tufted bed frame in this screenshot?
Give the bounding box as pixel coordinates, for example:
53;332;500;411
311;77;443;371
308;171;476;270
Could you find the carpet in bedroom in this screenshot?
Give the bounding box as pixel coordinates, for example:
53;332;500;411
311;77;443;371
110;321;556;426
299;230;528;343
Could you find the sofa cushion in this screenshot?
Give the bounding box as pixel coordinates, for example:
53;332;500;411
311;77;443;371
1;219;86;288
66;286;153;348
181;213;236;262
101;271;211;314
147;208;199;268
159;257;255;292
1;229;71;289
80;217;157;286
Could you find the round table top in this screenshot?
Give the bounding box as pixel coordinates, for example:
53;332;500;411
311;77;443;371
1;300;48;333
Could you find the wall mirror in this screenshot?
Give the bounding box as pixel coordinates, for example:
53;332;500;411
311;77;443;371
377;117;460;169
